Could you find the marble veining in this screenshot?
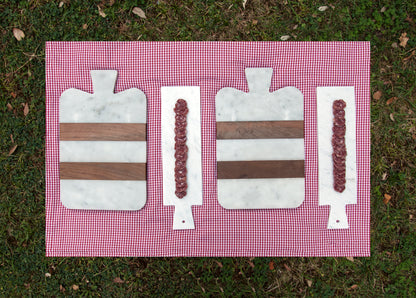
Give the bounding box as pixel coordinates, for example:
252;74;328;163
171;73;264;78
60;180;147;210
161;86;202;230
217;139;304;161
60;141;146;163
317;86;357;229
217;178;304;209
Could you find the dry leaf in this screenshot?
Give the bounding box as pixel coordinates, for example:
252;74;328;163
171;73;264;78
10;134;14;143
214;260;223;268
132;7;146;19
8;144;17;156
306;279;312;287
349;284;358;290
11;92;17;98
72;284;79;291
82;24;88;30
59;1;64;7
391;42;398;48
252;19;258;25
269;261;275;270
7;103;13;111
13;28;25;41
346;256;354;262
390;113;395;122
318;6;328;11
45;272;51;278
60;285;65;292
23;102;29;116
242;0;248;9
98;6;106;18
283;263;291;271
373;90;382;100
380;7;386;13
386;97;398;105
399;33;409;48
383;193;392;204
113;277;124;284
382;172;387;181
280;35;290;41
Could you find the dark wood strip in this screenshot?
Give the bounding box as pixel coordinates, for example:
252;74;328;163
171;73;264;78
217;160;304;179
60;123;146;141
60;162;146;180
216;121;304;139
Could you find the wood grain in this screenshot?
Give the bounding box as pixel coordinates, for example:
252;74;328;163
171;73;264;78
216;121;304;139
217;160;304;179
60;162;146;180
60;123;146;141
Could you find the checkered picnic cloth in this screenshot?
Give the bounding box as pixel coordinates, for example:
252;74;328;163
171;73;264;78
45;41;370;257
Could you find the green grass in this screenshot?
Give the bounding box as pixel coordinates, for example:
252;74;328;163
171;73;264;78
1;0;415;296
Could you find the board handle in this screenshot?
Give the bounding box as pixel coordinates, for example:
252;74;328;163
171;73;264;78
173;204;195;230
327;204;349;229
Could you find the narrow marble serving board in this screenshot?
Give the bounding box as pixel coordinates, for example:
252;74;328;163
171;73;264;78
317;86;357;229
216;68;305;209
59;70;147;210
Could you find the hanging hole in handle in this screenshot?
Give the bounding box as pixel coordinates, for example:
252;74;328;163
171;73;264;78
336;220;340;223
182;220;185;223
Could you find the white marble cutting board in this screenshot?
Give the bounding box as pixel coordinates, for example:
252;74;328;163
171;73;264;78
59;70;147;210
216;68;305;209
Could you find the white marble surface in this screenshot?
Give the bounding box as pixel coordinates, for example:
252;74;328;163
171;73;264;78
216;68;303;121
217;139;304;161
60;70;147;123
59;70;147;211
60;141;146;162
216;68;305;210
161;86;202;230
218;178;304;209
317;86;357;229
60;180;147;210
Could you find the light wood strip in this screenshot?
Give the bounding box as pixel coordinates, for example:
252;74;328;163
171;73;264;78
60;162;146;180
217;160;304;179
216;121;304;139
60;123;146;141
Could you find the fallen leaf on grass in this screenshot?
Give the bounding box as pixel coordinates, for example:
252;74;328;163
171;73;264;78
391;42;398;48
10;134;14;143
386;97;398;105
11;92;17;98
269;261;275;270
318;6;328;11
59;1;64;7
242;0;248;9
82;24;88;30
7;103;13;111
390;113;395;122
346;256;354;262
214;260;223;268
113;277;124;284
373;90;382;100
380;7;386;13
280;35;290;41
382;172;387;181
399;33;409;48
23;102;29;116
283;263;291;271
132;7;146;19
252;19;258;25
306;279;312;287
72;284;79;291
97;6;106;18
383;193;392;204
45;272;51;278
13;28;25;41
60;285;65;292
349;284;358;290
8;144;17;156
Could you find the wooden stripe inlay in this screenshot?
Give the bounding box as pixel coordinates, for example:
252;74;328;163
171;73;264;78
216;121;304;139
60;123;146;141
217;160;304;179
60;162;146;180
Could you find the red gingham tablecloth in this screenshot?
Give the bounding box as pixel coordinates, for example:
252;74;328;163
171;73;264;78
45;41;370;257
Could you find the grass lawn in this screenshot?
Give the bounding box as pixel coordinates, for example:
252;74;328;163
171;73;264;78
1;0;415;296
